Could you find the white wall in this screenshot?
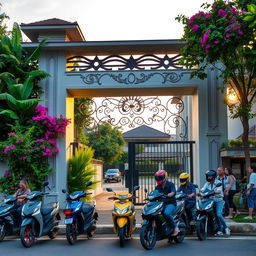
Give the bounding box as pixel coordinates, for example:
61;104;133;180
228;103;256;140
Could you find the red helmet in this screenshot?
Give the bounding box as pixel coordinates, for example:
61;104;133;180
155;170;167;185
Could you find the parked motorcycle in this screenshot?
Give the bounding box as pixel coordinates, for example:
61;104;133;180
106;185;140;247
140;189;186;250
0;192;21;241
195;183;222;240
20;182;60;248
62;181;98;245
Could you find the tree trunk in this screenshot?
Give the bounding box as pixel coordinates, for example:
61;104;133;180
241;116;251;179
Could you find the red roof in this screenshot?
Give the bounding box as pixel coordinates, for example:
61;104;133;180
21;18;77;26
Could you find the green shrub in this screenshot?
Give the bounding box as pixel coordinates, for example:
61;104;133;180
67;148;99;195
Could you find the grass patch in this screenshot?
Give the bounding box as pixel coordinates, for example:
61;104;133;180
232;214;256;223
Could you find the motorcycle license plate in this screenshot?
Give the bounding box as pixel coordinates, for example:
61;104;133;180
64;218;73;224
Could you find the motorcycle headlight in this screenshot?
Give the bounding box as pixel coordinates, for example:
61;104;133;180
114;205;130;214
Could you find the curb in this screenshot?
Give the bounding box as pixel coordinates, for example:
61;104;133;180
58;223;256;235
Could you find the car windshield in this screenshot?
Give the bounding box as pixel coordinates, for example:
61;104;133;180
107;169;119;173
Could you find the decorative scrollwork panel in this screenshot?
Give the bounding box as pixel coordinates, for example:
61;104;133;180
67;54;183;72
79;96;188;139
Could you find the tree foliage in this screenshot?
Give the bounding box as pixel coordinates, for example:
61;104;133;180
74;98;93;144
88;123;125;164
176;0;256;169
0;22;47;140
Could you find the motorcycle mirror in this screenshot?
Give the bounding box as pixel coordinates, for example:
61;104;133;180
43;181;49;187
106;188;113;192
62;189;66;194
86;181;93;187
144;188;148;193
133;185;140;191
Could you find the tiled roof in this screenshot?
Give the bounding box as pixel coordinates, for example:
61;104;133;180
21;18;77;26
123;125;170;139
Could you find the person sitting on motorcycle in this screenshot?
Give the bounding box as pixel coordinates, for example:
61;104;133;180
177;172;196;225
14;180;31;204
155;170;179;236
201;170;230;236
13;180;31;222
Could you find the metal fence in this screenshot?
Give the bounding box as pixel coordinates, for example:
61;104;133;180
127;141;195;205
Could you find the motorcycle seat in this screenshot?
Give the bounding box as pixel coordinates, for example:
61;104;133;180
41;202;58;216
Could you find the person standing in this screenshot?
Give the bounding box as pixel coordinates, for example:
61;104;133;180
224;168;238;218
244;164;256;220
217;167;229;216
201;170;230;236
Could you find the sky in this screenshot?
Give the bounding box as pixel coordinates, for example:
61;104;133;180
2;0;214;41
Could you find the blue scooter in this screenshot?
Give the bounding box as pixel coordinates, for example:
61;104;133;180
62;181;98;245
0;193;21;241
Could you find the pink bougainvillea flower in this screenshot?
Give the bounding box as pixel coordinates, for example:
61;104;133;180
218;9;227;17
3;146;9;154
36;139;44;143
10;145;15;150
214;41;219;44
200;33;209;47
20;138;24;142
205;13;211;19
192;24;199;32
226;34;231;38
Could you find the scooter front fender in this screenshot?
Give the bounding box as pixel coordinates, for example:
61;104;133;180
117;217;128;228
197;214;207;221
21;218;34;227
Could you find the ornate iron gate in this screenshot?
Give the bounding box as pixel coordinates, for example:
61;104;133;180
127;141;195;205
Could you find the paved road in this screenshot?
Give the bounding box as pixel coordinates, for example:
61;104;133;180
1;235;256;256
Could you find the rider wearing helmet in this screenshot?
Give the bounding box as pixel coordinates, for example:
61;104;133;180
177;172;196;225
155;170;179;236
201;170;230;236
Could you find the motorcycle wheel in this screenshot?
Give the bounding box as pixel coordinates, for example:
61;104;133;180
66;223;77;245
140;223;157;250
118;227;125;247
0;223;6;242
48;226;59;239
87;223;96;238
196;220;207;241
20;224;35;248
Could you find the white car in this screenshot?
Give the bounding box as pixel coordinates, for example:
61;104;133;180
104;169;121;183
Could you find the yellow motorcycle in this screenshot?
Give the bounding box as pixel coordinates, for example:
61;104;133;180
106;186;140;247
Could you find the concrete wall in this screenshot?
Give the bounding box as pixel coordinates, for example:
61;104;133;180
91;159;103;197
0;161;8;178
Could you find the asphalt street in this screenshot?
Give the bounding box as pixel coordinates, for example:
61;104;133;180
1;235;256;256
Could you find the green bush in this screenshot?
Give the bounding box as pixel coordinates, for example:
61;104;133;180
67;148;99;196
